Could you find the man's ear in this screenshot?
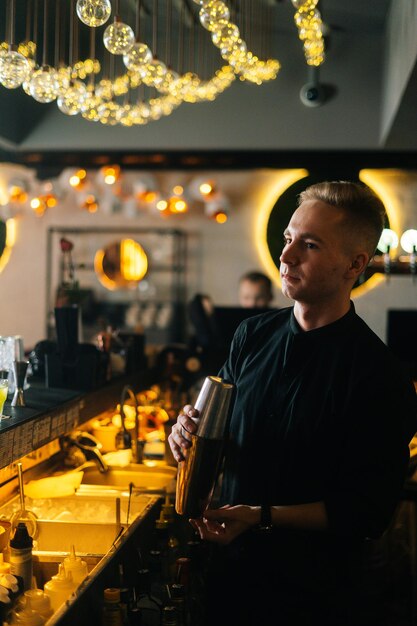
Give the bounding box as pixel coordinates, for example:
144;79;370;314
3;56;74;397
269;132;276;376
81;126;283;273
346;253;369;279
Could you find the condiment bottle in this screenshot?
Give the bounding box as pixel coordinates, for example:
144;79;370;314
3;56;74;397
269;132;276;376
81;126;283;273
63;545;88;585
9;522;33;591
8;595;46;625
102;587;123;626
161;605;178;626
0;572;22;601
43;563;77;612
24;589;53;621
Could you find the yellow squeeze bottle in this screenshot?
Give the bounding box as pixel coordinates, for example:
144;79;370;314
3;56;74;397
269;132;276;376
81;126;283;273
43;564;77;612
63;545;88;585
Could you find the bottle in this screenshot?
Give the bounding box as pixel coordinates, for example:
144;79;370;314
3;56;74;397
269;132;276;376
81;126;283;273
135;568;161;626
168;583;186;626
102;588;123;626
153;514;180;585
23;589;53;622
63;545;88;585
43;563;77;612
9;522;33;591
161;605;178;626
7;594;46;625
0;572;22;602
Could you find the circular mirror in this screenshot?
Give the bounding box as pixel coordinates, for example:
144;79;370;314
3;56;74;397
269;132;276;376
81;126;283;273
94;238;148;290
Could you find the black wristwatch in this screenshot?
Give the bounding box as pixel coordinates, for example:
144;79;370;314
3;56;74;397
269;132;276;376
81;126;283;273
258;504;273;531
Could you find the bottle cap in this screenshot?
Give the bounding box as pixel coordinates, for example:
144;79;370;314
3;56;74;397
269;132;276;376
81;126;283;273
155;518;169;531
0;584;11;604
63;545;88;583
0;573;19;593
24;589;53;618
10;523;33;549
104;587;120;603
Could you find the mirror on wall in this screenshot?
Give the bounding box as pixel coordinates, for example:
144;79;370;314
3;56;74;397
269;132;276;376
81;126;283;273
94;238;149;291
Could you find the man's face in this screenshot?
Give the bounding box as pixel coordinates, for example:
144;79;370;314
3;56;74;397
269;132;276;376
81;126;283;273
280;199;356;305
239;280;272;308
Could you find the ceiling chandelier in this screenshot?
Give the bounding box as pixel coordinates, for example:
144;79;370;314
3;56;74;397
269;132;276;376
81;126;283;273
0;0;324;127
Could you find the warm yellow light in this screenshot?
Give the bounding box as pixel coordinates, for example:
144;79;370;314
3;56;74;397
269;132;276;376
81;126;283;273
120;239;148;281
156;200;168;211
143;191;157;203
77;169;87;179
199;182;213;196
82;194;99;213
215;211;228;224
173;185;183;195
102;165;120;185
172;198;187;213
255;169;309;287
9;186;27;203
359;170;400;239
69;175;81;187
0;218;17;274
46;195;57;208
30;197;41;209
94;248;117;290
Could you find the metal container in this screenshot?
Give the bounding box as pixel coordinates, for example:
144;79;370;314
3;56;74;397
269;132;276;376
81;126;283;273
175;376;234;517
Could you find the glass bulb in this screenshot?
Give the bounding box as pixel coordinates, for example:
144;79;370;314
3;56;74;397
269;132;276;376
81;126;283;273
22;59;37;95
76;0;112;27
98;100;120;125
103;21;135;55
29;65;59;103
0;50;30;89
199;1;230;31
81;91;102;121
141;59;167;87
123;41;153;71
400;229;417;254
211;22;240;48
57;79;88;115
291;0;319;7
377;228;399;254
157;69;180;95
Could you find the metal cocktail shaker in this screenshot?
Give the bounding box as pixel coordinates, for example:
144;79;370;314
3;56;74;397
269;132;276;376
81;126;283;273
175;376;234;518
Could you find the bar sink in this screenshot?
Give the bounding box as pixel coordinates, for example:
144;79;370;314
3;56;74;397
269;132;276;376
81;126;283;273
0;492;159;554
80;463;177;493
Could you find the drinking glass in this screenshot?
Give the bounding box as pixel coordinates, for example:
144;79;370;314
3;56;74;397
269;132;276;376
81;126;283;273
0;372;9;417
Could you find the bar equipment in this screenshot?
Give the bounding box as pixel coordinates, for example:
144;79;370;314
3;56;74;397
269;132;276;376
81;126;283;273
10;463;38;538
11;361;29;407
175;376;234;518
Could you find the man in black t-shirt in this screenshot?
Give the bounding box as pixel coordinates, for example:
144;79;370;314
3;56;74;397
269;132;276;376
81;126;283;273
169;181;417;626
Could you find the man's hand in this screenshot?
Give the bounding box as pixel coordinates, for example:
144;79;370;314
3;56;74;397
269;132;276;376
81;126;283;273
168;404;200;462
189;504;260;545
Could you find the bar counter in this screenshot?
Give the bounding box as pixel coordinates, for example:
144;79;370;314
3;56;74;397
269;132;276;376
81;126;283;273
0;372;187;626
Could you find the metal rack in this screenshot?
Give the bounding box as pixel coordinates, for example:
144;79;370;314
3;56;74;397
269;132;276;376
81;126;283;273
46;227;188;346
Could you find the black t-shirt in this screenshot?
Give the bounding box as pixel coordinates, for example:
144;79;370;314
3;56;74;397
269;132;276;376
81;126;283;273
218;303;417;541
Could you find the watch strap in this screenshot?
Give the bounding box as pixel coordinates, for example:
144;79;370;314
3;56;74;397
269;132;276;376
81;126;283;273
258;504;273;531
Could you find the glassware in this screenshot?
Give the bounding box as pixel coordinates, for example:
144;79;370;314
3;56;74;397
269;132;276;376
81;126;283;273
0;371;9;417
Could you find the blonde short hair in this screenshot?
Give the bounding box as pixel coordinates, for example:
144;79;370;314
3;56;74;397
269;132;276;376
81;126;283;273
298;181;386;257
